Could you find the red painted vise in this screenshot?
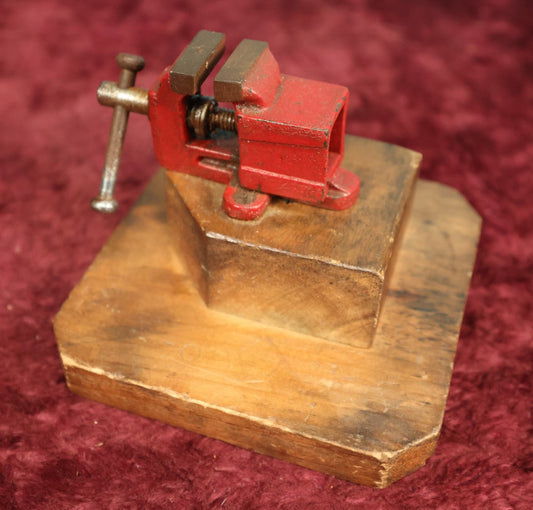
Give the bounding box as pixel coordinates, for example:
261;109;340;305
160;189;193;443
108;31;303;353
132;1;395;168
93;30;360;220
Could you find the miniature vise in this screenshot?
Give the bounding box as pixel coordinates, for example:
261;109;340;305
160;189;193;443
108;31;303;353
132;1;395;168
54;28;482;488
93;30;360;220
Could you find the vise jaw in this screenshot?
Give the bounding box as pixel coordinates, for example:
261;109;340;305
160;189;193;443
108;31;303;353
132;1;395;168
95;30;360;219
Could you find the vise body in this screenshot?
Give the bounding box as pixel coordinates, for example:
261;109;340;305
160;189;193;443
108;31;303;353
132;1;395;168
94;30;360;219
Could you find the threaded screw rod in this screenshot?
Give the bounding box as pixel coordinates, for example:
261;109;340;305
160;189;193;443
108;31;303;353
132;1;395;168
186;96;236;139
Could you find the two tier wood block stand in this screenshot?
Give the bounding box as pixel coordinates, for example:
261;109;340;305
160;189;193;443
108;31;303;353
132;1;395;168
54;135;481;487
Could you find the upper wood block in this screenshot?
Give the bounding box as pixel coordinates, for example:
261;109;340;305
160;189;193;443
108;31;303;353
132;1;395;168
170;30;225;95
166;137;421;348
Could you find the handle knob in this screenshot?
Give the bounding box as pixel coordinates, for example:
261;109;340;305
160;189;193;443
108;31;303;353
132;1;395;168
116;53;145;73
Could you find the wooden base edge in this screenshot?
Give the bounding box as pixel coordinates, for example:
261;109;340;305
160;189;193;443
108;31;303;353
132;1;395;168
62;360;438;488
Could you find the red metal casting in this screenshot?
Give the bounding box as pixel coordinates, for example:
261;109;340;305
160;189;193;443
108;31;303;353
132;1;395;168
147;31;360;220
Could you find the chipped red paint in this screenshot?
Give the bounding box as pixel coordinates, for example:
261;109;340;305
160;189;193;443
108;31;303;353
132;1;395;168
147;36;360;219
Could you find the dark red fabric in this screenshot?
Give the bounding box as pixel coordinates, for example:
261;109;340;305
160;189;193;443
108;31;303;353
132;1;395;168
1;1;532;508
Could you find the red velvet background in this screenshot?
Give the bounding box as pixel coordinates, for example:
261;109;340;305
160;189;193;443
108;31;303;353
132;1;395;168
1;0;531;508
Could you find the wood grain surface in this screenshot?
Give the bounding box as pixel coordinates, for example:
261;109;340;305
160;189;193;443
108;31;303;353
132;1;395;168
54;135;481;487
167;136;420;347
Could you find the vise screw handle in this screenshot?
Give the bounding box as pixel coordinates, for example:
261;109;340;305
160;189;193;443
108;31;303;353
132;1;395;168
91;53;145;213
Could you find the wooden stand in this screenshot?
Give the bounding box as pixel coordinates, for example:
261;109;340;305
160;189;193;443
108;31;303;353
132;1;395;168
166;136;420;348
54;135;481;487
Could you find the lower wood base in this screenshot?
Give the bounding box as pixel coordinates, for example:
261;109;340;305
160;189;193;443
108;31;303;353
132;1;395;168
54;138;480;487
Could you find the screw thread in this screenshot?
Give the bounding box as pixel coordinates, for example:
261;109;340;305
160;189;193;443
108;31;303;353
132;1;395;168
210;108;236;133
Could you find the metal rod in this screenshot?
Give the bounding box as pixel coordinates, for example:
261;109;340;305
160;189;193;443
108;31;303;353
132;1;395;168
91;53;145;213
97;82;149;115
